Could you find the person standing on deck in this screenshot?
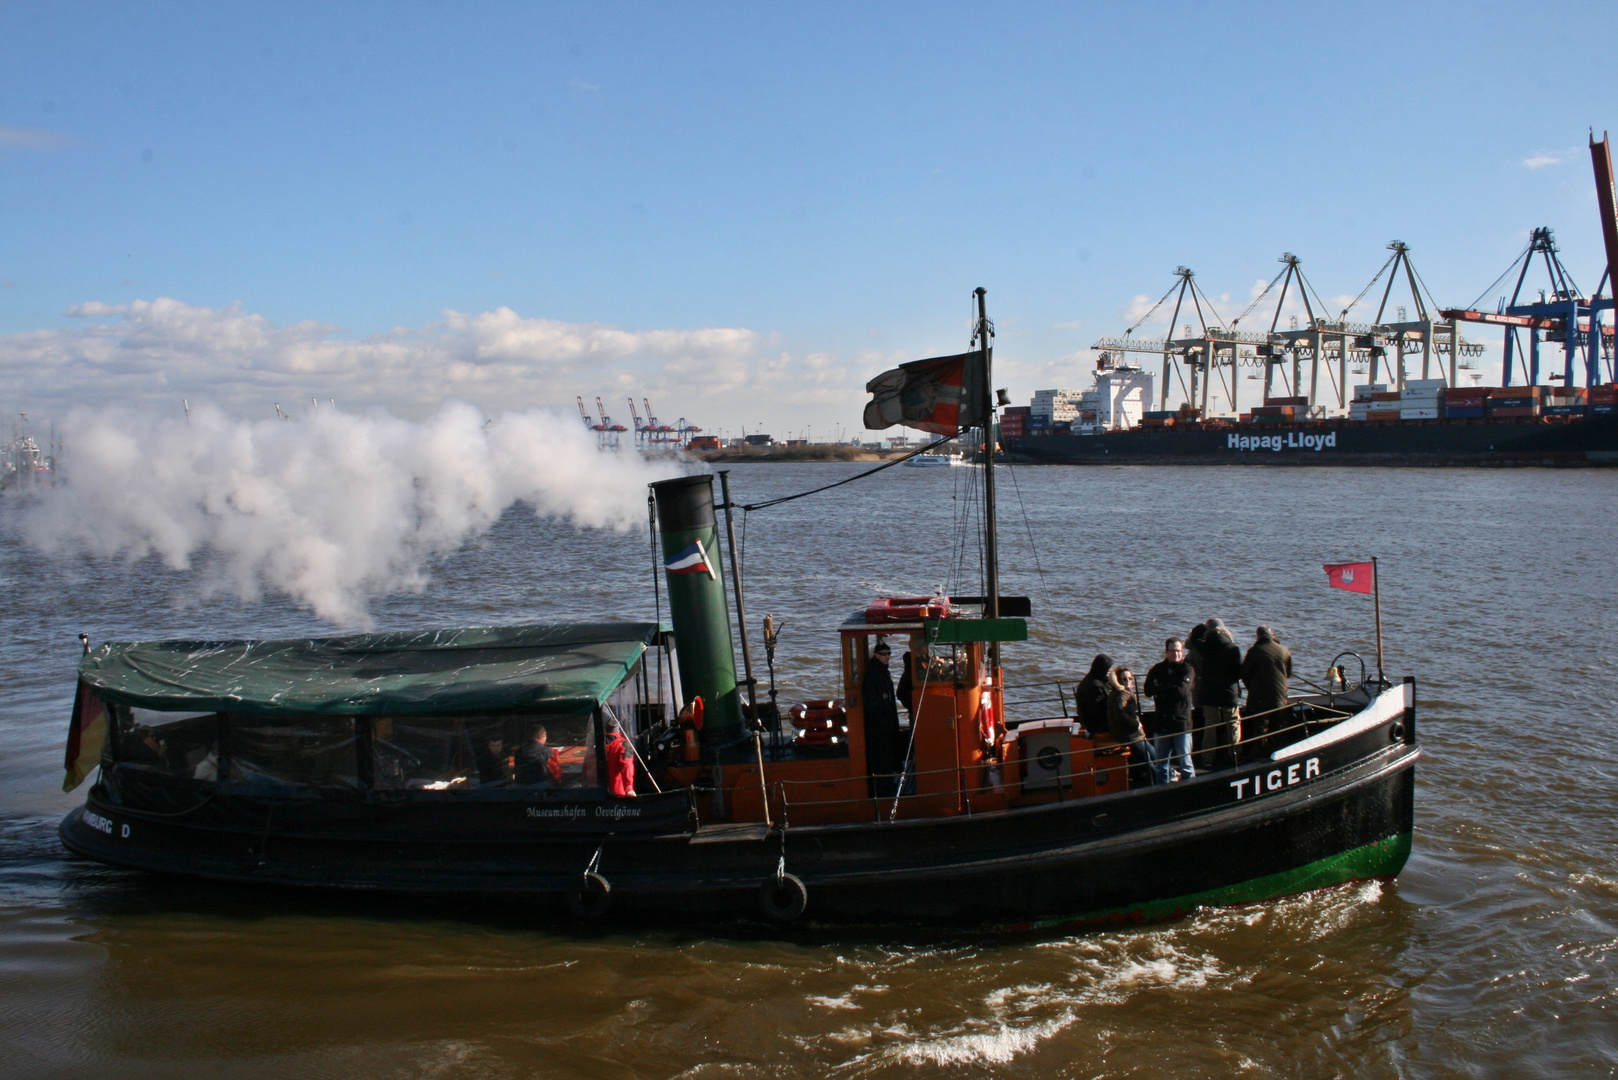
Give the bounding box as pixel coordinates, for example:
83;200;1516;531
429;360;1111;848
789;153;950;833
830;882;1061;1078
1105;665;1156;787
1240;626;1293;762
895;649;915;722
862;640;903;798
1185;624;1207;761
604;717;637;797
1198;618;1244;771
1074;653;1113;738
1145;637;1196;783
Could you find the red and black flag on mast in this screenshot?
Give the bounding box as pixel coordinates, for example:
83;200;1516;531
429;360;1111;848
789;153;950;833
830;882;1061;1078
863;350;987;436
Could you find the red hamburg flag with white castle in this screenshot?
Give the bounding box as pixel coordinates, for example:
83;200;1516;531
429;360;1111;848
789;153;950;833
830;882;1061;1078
1323;561;1375;594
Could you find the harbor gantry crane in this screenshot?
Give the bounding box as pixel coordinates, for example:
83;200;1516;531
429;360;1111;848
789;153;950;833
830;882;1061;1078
626;399;647;448
1437;134;1616;388
1092;244;1486;417
642;398;678;446
1089;265;1272;417
1440;230;1613;388
594;397;628;448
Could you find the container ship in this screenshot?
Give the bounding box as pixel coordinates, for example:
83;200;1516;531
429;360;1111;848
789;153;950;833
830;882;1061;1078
1004;133;1618;468
1001;372;1618;468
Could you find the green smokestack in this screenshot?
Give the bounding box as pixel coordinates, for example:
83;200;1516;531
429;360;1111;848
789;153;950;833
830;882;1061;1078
651;474;742;741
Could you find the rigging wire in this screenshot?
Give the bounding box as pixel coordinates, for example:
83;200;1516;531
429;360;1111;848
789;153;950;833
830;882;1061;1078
1465;242;1533;312
1296;267;1333;324
1338;252;1397;320
739;433;959;511
1229;264;1291;328
1004;460;1052;607
1190;279;1230;328
1122;279;1181;337
1407;261;1444;321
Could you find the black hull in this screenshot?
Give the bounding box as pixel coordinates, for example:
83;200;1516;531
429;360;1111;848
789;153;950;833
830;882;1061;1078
1004;411;1618;467
60;687;1419;928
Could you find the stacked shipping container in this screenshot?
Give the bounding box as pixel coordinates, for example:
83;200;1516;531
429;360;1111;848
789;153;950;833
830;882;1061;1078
1000;406;1030;438
1400;379;1445;420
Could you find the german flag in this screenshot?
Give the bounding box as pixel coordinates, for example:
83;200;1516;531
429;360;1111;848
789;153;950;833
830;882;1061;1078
63;681;109;792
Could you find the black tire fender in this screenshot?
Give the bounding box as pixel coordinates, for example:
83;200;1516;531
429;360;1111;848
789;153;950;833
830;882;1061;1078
759;871;808;922
566;871;612;918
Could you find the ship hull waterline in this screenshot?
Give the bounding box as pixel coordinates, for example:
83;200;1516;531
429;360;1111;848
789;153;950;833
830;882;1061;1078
59;690;1418;929
1003;411;1618;467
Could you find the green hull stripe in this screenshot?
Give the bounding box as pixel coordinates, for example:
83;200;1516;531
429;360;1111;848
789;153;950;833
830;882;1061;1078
1005;832;1413;932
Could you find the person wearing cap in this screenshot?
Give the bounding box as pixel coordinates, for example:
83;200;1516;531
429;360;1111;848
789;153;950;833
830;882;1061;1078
861;639;903;798
1241;625;1293;761
1198;617;1244;771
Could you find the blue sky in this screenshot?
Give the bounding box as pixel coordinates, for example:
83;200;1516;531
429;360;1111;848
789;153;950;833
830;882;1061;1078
2;1;1614;435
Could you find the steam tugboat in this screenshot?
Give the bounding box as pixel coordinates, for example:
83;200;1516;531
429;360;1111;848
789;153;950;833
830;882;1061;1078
58;292;1418;928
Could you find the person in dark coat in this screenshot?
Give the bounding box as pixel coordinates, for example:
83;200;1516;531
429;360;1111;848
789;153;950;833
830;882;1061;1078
1197;618;1244;771
1105;665;1156;787
1185;624;1208;760
1241;625;1294;760
474;734;510;786
862;640;903;797
516;724;564;787
1075;653;1113;737
1144;637;1196;782
895;650;915;721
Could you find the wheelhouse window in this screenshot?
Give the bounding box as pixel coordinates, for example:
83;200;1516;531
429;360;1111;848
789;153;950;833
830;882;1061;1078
370;712;597;792
226;714;360;792
111;706;220;780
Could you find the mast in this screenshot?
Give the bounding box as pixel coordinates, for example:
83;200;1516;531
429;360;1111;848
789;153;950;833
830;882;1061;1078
974;287;1000;666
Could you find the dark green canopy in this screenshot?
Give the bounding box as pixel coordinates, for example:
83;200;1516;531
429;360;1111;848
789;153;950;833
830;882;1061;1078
79;623;661;717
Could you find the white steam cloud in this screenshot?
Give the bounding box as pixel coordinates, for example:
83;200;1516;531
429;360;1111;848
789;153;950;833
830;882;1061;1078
25;402;690;626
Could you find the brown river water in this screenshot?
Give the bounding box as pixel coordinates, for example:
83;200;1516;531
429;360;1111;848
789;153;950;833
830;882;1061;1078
2;462;1615;1078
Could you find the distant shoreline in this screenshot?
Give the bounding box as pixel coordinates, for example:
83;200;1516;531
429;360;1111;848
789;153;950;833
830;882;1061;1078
694;445;909;463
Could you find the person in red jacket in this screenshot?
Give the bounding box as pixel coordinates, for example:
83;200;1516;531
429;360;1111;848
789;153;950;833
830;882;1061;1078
604;716;637;797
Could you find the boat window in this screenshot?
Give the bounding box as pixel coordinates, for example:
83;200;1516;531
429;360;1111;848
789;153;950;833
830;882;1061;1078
604;659;670;741
112;706;220;780
923;645;977;687
225;714;360;792
370;712;597;792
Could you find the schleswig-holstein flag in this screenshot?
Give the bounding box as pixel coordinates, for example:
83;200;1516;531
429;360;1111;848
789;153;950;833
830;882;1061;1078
666;539;717;579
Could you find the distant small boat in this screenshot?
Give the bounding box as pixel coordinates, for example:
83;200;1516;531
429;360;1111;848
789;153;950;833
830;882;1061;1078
903;453;961;467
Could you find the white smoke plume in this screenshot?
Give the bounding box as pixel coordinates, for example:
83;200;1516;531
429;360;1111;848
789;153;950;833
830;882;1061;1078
25;401;690;626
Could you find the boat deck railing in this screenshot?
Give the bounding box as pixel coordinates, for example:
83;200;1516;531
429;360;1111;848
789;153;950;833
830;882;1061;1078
764;695;1362;825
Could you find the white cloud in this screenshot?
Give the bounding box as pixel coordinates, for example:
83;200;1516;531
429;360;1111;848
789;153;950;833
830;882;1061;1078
1;297;778;417
1522;151;1565;169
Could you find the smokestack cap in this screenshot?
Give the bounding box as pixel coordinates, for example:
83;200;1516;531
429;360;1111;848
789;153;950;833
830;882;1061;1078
651;475;717;531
